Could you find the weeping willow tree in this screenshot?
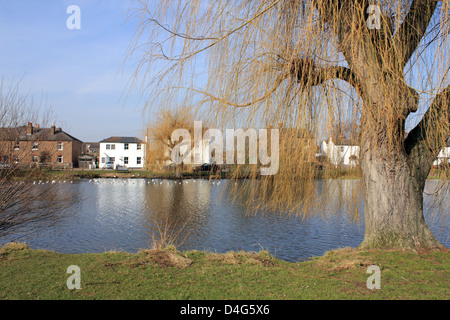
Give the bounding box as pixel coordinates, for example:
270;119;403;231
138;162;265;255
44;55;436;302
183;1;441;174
125;0;449;250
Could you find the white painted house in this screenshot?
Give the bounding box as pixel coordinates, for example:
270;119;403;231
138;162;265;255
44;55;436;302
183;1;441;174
321;136;360;167
433;140;450;167
99;137;146;169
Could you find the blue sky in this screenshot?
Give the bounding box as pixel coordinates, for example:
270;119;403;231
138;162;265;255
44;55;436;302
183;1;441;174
0;0;146;142
1;1;447;143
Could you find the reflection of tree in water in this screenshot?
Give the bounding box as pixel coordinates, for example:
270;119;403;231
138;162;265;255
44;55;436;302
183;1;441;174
141;179;212;249
226;178;364;222
0;182;79;241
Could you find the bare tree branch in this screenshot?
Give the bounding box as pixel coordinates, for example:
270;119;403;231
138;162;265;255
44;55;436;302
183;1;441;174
393;0;438;68
291;58;362;93
405;84;450;174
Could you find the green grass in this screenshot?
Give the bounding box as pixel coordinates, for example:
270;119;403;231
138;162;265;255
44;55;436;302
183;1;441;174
1;242;448;300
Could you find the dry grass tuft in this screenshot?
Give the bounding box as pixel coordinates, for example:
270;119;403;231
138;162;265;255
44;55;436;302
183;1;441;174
313;247;373;271
207;250;278;266
139;247;193;268
1;241;29;251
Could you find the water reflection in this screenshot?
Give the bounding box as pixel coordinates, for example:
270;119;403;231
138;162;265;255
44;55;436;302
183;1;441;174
0;178;448;262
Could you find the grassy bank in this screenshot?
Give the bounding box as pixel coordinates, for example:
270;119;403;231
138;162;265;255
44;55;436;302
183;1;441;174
8;166;449;181
0;242;448;300
27;169;226;181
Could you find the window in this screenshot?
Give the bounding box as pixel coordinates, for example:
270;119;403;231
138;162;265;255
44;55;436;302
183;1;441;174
57;142;63;150
124;157;128;165
137;144;141;150
137;157;141;165
124;143;129;150
109;157;115;162
32;142;38;150
105;144;116;150
13;141;20;150
57;155;63;163
101;157;106;164
32;155;38;163
13;155;19;163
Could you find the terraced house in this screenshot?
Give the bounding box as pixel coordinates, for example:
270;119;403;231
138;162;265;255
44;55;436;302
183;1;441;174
0;122;83;168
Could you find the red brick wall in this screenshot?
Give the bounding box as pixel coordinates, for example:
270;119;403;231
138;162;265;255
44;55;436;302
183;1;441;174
0;140;82;168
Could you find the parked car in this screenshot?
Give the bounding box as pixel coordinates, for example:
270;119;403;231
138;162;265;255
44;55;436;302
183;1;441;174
200;163;219;172
102;161;114;169
115;165;128;171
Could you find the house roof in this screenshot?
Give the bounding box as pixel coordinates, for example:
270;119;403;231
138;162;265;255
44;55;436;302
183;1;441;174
100;136;144;144
0;125;82;142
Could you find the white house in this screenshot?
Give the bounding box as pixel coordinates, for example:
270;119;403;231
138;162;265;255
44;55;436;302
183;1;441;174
321;136;360;167
99;137;146;169
433;140;450;167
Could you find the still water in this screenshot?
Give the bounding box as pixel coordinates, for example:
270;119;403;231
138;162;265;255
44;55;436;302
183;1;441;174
2;178;449;262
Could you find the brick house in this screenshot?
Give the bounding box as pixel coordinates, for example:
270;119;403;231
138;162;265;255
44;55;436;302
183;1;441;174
0;122;83;168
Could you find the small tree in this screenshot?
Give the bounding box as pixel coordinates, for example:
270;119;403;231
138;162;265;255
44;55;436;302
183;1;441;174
146;106;206;178
0;80;71;239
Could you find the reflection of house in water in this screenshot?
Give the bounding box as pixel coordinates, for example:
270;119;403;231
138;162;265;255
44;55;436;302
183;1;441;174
95;179;148;226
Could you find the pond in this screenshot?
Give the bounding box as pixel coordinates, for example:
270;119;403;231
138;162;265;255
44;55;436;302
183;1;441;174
1;178;449;262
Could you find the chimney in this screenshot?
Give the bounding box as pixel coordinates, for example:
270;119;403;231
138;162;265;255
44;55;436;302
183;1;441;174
51;123;56;135
26;122;33;135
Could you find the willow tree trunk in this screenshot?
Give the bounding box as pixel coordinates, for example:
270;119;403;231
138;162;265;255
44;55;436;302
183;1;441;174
359;147;445;250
